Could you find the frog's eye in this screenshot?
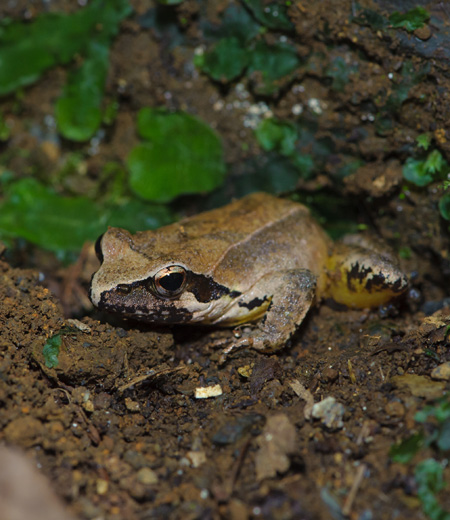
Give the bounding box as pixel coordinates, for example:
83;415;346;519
154;265;187;298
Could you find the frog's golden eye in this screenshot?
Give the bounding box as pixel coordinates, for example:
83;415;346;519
154;265;187;298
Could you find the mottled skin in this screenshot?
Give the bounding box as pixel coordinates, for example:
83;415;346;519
90;193;407;352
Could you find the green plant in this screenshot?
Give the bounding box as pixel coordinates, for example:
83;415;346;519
0;177;172;256
390;396;450;520
401;135;450;221
42;335;62;368
403;149;450;188
126;108;226;202
389;7;430;32
0;0;132;141
195;3;299;95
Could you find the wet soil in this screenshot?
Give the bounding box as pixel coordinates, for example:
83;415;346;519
1;1;450;519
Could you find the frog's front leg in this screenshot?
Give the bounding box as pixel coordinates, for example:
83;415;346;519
221;269;316;354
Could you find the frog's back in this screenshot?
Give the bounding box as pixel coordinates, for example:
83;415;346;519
132;193;330;289
210;193;331;289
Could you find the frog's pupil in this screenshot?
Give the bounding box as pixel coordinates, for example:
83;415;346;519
160;272;185;292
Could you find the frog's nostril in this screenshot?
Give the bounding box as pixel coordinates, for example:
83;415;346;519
94;234;105;263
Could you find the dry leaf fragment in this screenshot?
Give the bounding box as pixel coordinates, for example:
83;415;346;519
255;413;297;480
289;379;314;420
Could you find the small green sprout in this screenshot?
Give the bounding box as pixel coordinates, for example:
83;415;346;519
389;7;430;32
43;334;62;368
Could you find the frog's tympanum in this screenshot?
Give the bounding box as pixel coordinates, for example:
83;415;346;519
90;193;407;353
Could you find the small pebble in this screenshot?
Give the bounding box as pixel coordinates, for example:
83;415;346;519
431;362;450;381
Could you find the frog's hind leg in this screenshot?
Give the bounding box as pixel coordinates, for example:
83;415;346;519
221;269;317;355
325;235;408;309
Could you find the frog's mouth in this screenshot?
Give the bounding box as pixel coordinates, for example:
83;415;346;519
96;285;196;324
92;271;244;325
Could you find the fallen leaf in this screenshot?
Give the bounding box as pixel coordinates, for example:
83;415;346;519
255;413;297;480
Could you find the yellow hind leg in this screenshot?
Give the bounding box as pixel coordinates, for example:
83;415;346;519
325;236;408;309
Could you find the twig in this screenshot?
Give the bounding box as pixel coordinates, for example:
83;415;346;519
342;463;366;516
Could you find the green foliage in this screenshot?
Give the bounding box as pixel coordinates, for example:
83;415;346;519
399;246;412;260
43;334;62;368
375;60;429;136
417;133;432;150
196;4;299;95
415;459;450;520
242;0;293;31
352;7;389;30
438;193;450;221
389;7;430;32
255;118;314;180
55;1;131;141
403;150;450;187
56;41;110;141
390;432;424;463
127;108;226;202
197;37;250;82
255;118;297;155
0;0;131;97
325;56;358;91
391;396;450;519
207;4;261;43
0;178;172;253
0;111;11;141
247;40;299;95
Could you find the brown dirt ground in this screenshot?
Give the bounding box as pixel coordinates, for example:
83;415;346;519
1;1;450;519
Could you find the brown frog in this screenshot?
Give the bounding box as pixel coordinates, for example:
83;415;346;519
90;192;407;353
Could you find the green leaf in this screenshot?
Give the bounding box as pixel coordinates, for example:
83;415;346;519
403;150;449;187
202;4;261;45
197;37;250;82
107;198;173;232
56;41;109;141
402;157;434;187
0;0;132;96
127;108;225;202
55;1;132;141
255;118;297;155
389;7;430;32
415;459;450;520
0;178;171;252
0;178;106;251
43;335;62;368
417;133;432;150
389;433;424;463
437;420;450;451
242;0;293;31
424;150;448;175
415;398;450;424
290;154;315;179
439;193;450;221
248;40;300;95
157;0;184;4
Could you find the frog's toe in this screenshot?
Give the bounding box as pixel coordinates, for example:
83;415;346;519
326;245;408;309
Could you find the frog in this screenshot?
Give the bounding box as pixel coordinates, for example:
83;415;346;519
90;192;408;354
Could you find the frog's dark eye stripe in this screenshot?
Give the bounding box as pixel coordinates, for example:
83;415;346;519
154;265;187;298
